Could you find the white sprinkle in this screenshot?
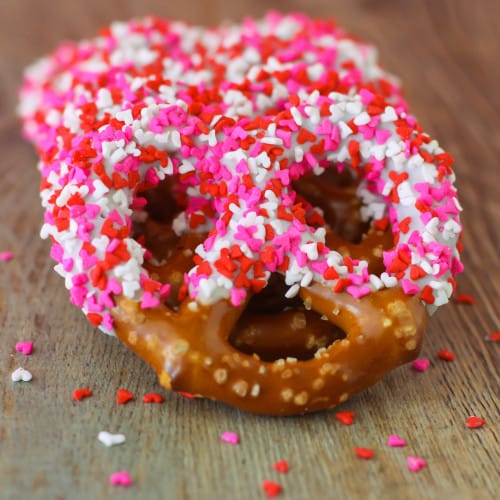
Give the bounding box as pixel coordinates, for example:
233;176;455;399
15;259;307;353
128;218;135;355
11;367;33;382
98;431;126;447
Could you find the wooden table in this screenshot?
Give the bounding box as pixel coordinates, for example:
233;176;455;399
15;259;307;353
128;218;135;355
1;1;498;498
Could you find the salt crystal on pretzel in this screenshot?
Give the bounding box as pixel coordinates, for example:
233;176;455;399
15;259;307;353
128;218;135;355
19;13;463;414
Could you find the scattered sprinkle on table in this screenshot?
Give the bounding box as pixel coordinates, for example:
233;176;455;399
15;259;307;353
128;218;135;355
143;392;164;403
98;431;126;447
354;447;374;460
387;434;407;447
179;391;195;399
116;388;134;404
412;358;430;372
15;341;33;355
485;331;500;342
437;349;456;361
109;471;133;487
407;456;427;472
466;416;486;429
0;251;13;261
273;460;289;474
335;410;355;425
261;480;282;498
221;431;239;445
11;367;32;382
73;388;92;401
454;293;476;305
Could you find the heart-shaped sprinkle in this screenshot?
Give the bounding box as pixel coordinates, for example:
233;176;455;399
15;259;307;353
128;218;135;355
387;434;407;447
454;293;476;305
354;447;374;459
11;367;33;382
466;416;486;429
335;410;355;425
98;431;126;447
143;392;164;403
109;471;133;487
15;341;33;355
261;480;282;498
437;349;455;361
179;391;195;399
485;331;500;342
116;388;134;404
407;456;426;472
412;358;430;372
273;460;289;474
73;388;92;401
220;432;239;445
0;251;13;261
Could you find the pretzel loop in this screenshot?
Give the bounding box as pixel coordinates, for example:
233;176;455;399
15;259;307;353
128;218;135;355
113;285;426;415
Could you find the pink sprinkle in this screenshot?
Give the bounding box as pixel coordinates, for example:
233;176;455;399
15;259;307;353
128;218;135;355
412;358;430;372
230;288;247;307
375;129;392;144
359;88;375;105
407;456;427;472
109;471;133;487
15;341;33;356
387;434;407;447
0;251;13;261
140;291;160;309
220;431;239;445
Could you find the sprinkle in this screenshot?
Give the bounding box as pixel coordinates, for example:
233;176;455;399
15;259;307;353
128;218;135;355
116;388;134;404
273;460;289;473
354;447;374;459
335;410;355;425
179;391;196;399
109;471;133;487
387;434;407;447
143;392;164;403
407;456;427;472
485;331;500;342
411;358;430;372
0;251;13;261
98;431;126;447
466;416;486;429
15;341;33;355
73;388;92;400
261;480;282;498
437;349;456;361
11;367;33;382
220;431;239;445
454;293;476;305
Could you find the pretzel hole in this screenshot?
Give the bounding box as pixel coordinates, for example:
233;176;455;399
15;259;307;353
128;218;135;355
294;168;370;243
228;274;346;361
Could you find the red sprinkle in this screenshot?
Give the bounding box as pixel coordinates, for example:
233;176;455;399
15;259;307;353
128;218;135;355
73;388;92;401
437;349;456;361
179;391;196;399
116;388;134;404
273;460;289;474
143;392;164;403
261;480;282;498
335;411;355;425
466;416;486;429
354;447;374;460
454;293;476;305
485;331;500;342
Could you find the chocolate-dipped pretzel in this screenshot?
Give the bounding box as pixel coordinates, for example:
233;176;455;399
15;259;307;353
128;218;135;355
19;13;463;414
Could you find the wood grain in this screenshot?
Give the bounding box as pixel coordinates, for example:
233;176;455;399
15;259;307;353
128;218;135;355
0;1;498;499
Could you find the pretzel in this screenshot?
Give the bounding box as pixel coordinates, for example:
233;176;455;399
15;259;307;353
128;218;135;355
19;14;463;415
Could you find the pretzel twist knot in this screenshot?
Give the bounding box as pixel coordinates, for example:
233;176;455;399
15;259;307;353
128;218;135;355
19;14;463;414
